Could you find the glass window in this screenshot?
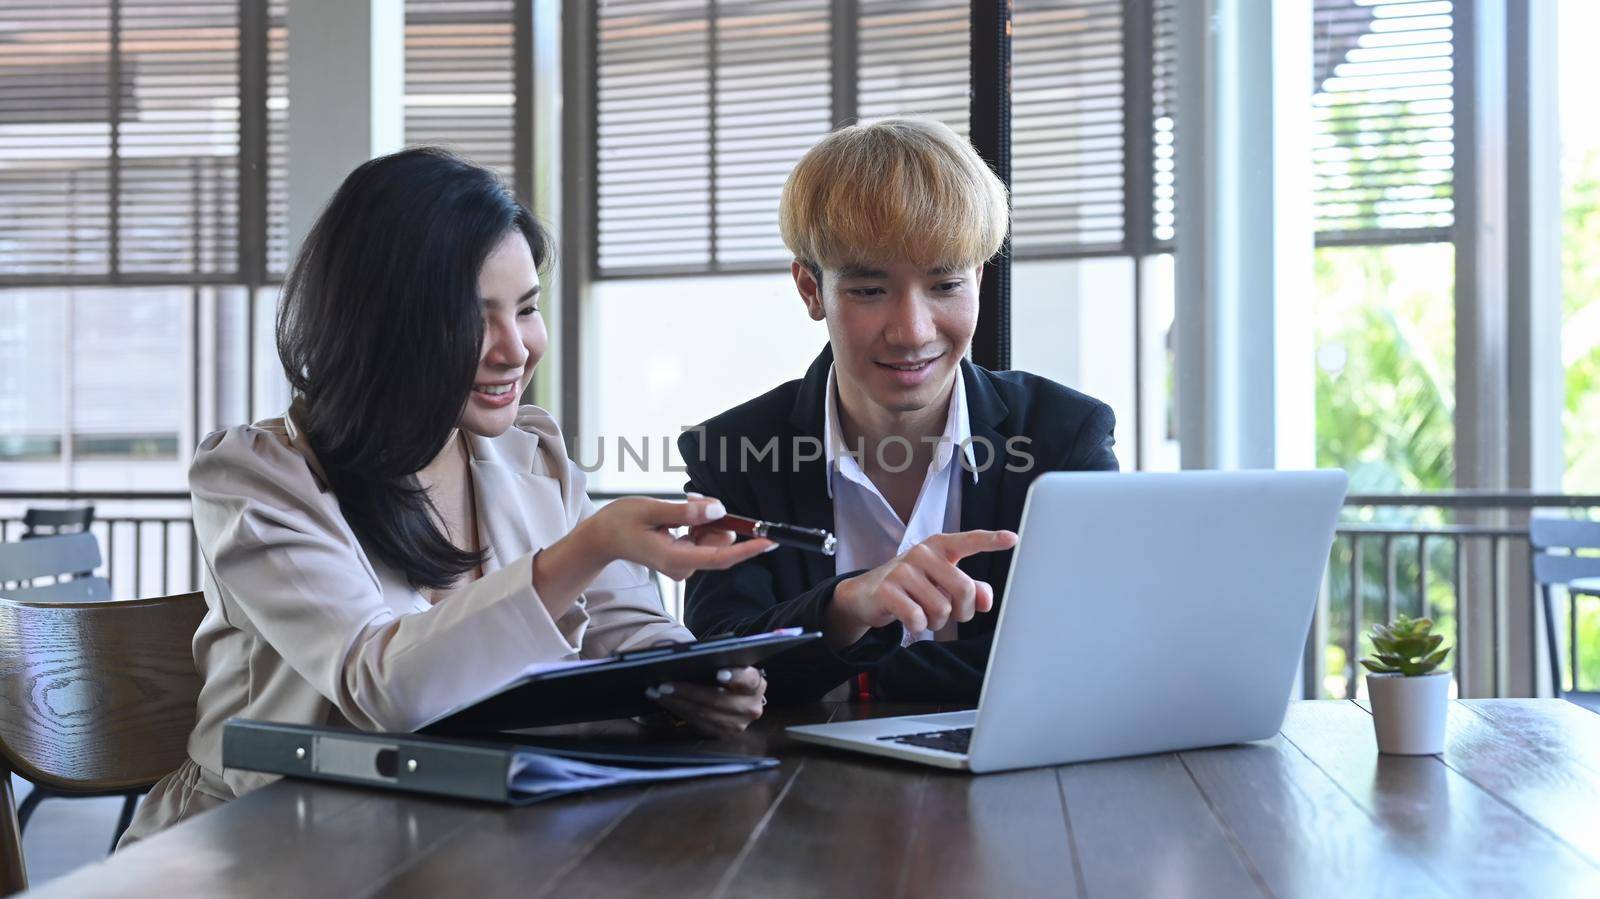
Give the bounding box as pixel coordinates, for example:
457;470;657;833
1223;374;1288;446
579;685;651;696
0;290;66;463
1560;0;1600;492
1010;253;1177;471
1140;254;1179;471
582;273;827;493
0;286;268;492
1556;0;1600;693
1012;257;1138;464
1313;243;1456;491
1313;242;1456;700
252;286;291;421
70;288;187;462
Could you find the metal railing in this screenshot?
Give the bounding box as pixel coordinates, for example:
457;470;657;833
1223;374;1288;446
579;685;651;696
7;489;1596;701
0;491;197;601
1322;492;1600;701
0;490;692;618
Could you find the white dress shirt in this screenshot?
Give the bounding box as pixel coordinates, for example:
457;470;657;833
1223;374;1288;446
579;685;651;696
823;364;977;643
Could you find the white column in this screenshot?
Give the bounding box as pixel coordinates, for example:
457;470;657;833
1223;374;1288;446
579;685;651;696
1506;0;1564;697
285;0;405;260
527;0;563;413
1174;0;1314;472
1508;0;1565;496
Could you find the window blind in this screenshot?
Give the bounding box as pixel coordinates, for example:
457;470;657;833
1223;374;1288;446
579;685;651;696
118;0;240;275
596;0;714;272
1151;0;1176;246
404;0;516;177
1011;0;1125;256
263;1;523;277
593;0;1193;274
594;0;831;274
1313;0;1454;241
266;0;288;276
714;1;831;266
0;1;118;278
857;1;970;136
595;0;972;276
0;0;241;280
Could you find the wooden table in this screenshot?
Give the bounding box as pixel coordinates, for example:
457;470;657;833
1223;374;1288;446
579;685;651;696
22;699;1600;898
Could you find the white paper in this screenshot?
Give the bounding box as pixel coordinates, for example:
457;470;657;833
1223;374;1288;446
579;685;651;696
507;751;762;798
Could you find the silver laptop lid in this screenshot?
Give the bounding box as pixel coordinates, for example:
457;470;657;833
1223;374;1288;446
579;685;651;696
967;470;1347;773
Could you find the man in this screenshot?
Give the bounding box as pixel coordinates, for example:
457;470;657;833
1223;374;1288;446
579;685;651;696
680;117;1118;704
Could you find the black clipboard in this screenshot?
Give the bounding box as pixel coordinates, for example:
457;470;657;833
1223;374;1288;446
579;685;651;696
417;630;821;735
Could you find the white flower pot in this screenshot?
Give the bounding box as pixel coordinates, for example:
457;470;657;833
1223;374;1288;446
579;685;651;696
1366;671;1450;755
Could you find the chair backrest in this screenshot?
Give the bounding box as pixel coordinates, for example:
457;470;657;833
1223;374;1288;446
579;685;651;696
1;577;113;603
20;506;95;538
1530;517;1600;586
0;532;102;585
0;591;204;792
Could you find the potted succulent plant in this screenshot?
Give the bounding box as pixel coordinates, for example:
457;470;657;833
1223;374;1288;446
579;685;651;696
1362;614;1452;755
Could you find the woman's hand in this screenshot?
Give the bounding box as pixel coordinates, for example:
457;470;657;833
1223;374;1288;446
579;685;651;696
531;495;772;619
591;495;775;580
646;666;767;736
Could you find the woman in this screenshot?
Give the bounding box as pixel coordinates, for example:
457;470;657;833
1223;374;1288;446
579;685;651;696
121;148;774;843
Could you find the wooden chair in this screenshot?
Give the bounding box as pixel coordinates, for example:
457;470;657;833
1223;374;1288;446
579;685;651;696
0;591;205;896
1529;517;1600;704
0;533;111;602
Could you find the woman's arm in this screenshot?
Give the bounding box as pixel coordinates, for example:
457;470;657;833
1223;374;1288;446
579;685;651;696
192;427;592;733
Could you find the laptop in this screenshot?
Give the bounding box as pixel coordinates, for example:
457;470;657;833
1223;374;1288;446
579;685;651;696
786;469;1349;773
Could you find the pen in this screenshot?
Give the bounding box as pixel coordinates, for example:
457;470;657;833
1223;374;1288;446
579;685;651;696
719;514;837;557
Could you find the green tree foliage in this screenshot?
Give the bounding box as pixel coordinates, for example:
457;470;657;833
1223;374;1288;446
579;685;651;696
1314;243;1458;697
1562;148;1600;690
1314;244;1455;493
1564;148;1600;490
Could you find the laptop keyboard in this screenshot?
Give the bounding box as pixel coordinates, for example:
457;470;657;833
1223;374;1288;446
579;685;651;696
878;727;973;755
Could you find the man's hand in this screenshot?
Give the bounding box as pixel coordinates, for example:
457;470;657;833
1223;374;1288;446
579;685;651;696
824;530;1019;649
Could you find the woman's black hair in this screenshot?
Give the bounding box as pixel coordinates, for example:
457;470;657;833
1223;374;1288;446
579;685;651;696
277;146;550;590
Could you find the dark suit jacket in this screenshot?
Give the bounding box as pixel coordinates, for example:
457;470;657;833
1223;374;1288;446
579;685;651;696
678;345;1118;704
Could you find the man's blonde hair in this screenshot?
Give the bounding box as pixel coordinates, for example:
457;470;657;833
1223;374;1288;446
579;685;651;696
779;117;1009;274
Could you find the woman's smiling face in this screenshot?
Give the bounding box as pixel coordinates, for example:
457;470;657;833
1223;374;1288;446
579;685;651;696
457;230;546;438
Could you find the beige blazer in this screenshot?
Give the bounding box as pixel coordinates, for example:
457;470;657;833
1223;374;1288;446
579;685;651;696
120;405;691;844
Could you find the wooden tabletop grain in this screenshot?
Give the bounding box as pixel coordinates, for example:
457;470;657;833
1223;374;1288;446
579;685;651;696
22;699;1600;898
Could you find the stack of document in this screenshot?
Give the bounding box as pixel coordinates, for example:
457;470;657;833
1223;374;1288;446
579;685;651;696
507;750;771;800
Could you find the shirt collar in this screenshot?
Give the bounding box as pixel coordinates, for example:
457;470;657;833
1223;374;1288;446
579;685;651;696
822;362;977;498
